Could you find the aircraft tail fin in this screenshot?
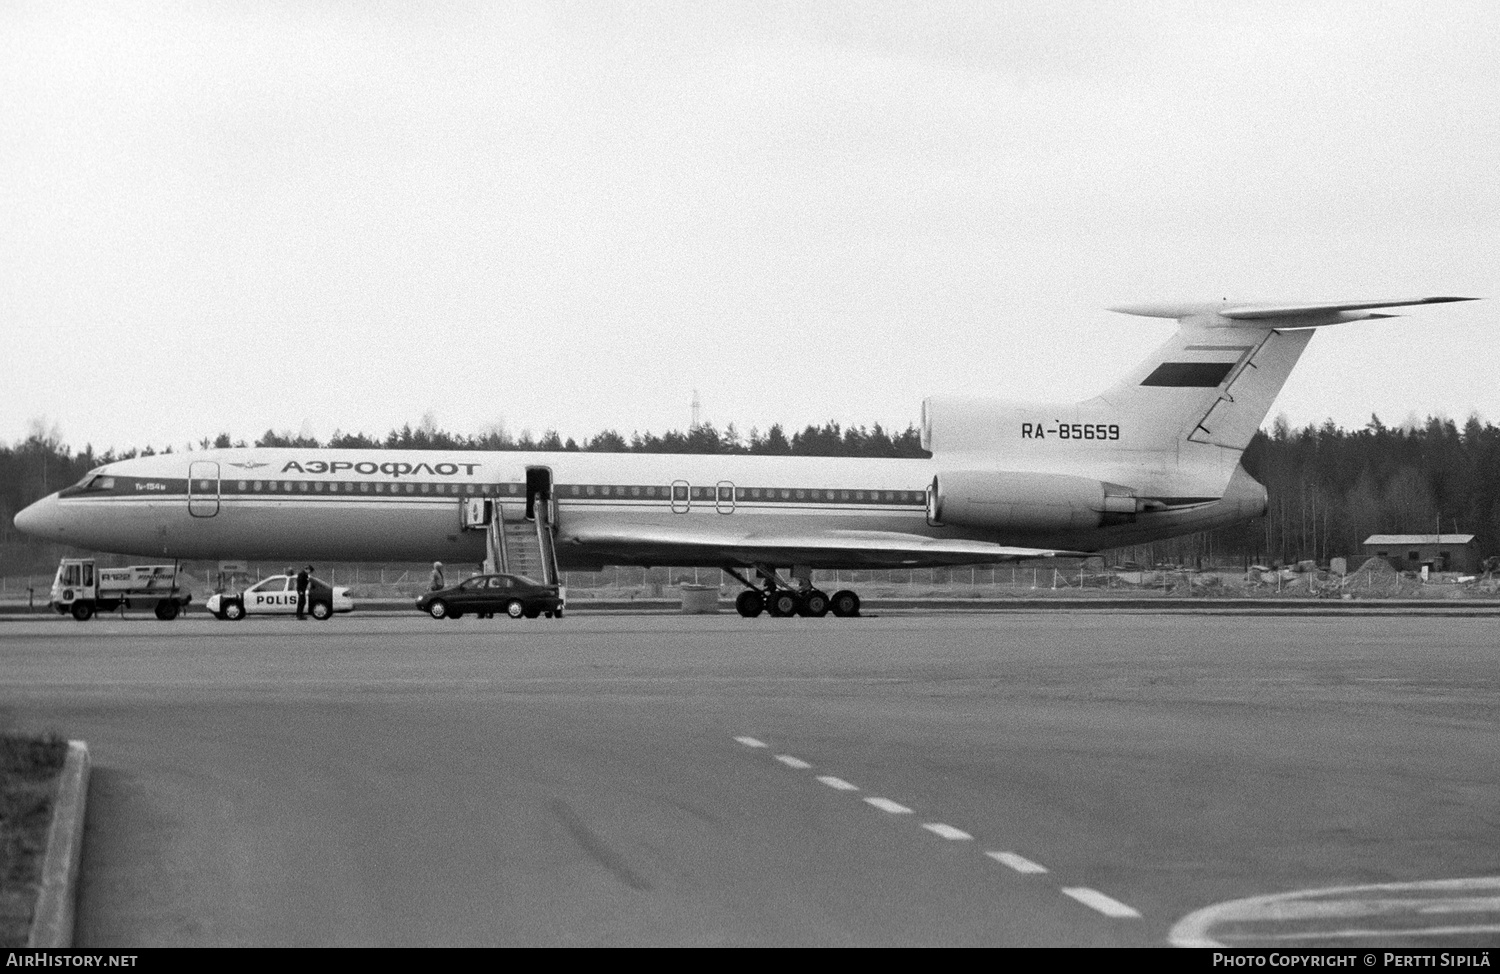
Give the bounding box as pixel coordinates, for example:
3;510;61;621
920;296;1476;467
1093;296;1477;453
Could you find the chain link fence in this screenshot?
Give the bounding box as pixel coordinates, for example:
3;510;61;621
5;562;1496;609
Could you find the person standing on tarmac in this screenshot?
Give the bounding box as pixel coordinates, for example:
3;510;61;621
295;565;311;619
430;561;445;591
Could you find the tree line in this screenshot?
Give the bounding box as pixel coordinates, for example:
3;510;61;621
252;419;929;458
3;414;1497;571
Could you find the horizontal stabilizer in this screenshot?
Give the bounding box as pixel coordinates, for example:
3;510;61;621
1111;296;1476;325
1219;296;1476;320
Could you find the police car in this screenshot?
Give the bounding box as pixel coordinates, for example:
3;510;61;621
206;574;354;620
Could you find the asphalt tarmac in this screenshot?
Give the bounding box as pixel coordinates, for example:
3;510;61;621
3;612;1498;947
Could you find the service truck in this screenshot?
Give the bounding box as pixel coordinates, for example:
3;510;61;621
49;558;192;621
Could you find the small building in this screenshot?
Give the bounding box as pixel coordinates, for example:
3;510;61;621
1361;534;1478;574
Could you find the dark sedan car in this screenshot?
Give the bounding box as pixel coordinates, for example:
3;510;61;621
416;573;565;620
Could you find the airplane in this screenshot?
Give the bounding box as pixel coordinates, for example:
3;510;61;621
13;295;1476;618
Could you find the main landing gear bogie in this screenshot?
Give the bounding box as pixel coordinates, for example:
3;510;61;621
766;591;799;618
800;590;830;617
829;590;860;618
735;590;765;618
730;572;860;620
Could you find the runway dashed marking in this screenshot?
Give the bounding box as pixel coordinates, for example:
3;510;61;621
1062;887;1143;919
738;734;1143;927
987;851;1048;874
922;823;972;840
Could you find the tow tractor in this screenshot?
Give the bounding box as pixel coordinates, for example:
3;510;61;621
49;558;192;621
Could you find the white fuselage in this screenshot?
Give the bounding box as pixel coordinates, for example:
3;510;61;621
14;447;1264;568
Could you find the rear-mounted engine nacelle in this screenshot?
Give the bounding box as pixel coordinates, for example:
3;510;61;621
928;470;1137;531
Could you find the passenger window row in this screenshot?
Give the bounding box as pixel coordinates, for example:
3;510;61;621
83;476;927;505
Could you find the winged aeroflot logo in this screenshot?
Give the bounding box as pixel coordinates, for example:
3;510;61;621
227;461;270;470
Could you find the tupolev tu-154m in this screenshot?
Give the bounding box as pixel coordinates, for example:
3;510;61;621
13;296;1476;618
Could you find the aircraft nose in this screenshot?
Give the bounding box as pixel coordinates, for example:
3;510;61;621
13;494;61;538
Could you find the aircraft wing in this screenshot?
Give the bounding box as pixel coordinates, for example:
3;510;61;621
563;523;1085;569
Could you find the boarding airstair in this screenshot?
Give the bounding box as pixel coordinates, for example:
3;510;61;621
481;496;559;585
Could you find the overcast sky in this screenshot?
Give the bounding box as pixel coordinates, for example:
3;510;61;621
2;0;1495;454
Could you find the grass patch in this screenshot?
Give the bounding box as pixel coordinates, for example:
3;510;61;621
0;733;68;948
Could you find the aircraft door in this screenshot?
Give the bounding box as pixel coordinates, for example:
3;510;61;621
189;461;220;517
525;466;554;523
670;480;691;514
715;481;736;514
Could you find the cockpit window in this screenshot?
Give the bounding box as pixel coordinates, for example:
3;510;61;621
87;477;115;491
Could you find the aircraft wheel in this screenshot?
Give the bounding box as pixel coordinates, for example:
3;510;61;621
154;600;180;621
768;591;800;618
830;590;860;617
800;590;830;617
735;590;765;618
506;600;525;619
310;601;332;621
554;607;564;619
428;599;449;620
70;601;94;622
524;606;541;619
223;601;245;621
